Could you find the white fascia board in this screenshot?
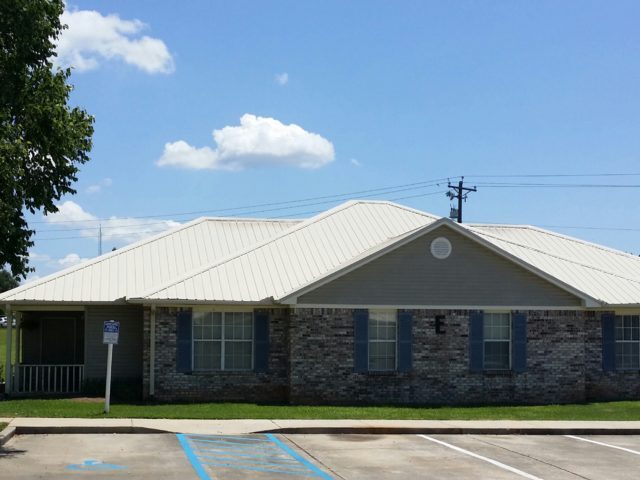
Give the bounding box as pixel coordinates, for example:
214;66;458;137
128;298;278;307
292;303;588;311
279;218;601;308
4;304;87;311
4;300;128;308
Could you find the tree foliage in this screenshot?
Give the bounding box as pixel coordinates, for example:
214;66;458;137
0;269;19;293
0;0;94;278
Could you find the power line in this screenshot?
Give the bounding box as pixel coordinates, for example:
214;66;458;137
35;220;178;233
34;188;450;240
466;173;640;178
475;182;640;188
31;176;455;225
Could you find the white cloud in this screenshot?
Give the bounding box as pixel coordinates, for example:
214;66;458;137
44;200;180;244
58;253;89;268
156;114;335;171
275;72;289;86
23;274;41;285
86;177;113;194
350;158;362;167
46;200;95;224
55;8;174;74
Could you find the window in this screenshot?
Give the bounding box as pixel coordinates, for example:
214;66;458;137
483;312;511;370
368;310;396;371
615;315;640;370
193;311;253;371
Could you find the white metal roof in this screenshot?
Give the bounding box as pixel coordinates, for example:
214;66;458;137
466;224;640;306
3;200;640;307
0;217;300;303
133;201;438;303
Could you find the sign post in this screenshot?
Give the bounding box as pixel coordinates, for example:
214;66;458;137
102;320;120;414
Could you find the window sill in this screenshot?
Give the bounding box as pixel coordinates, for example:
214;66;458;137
191;370;255;375
482;369;514;376
366;370;399;376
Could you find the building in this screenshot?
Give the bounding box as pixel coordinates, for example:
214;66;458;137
1;200;639;404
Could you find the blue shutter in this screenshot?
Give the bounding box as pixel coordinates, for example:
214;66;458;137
397;310;413;372
469;311;484;373
176;309;192;373
353;309;369;373
512;312;527;373
254;310;270;372
601;313;616;372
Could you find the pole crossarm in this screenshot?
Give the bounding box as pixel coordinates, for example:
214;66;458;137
446;176;477;223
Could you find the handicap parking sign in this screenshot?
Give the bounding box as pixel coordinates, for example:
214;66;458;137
103;320;120;345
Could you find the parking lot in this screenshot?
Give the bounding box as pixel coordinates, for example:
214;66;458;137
1;432;640;479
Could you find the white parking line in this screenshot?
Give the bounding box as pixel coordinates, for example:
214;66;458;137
417;435;544;480
564;435;640;456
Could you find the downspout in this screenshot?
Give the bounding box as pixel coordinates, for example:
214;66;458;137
14;312;21;393
150;305;156;397
4;304;12;394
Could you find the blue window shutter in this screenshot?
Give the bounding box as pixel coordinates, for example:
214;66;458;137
601;313;616;372
512;311;527;373
469;311;484;373
353;309;369;373
176;309;192;373
254;310;270;372
397;310;413;372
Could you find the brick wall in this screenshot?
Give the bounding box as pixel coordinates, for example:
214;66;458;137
585;312;640;400
289;308;590;405
143;307;290;402
141;306;638;405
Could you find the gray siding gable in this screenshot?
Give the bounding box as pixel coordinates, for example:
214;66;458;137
297;225;583;307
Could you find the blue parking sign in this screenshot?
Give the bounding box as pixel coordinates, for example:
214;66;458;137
103;320;120;345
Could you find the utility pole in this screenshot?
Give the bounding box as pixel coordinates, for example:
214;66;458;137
99;223;102;256
446;177;477;223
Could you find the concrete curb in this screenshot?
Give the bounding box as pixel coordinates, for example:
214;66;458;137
0;426;16;446
258;427;640;435
12;425;168;435
4;425;640;436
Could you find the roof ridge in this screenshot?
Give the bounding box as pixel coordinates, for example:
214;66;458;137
201;217;303;223
467;227;640;286
132;200;437;300
0;217;209;300
521;225;640;262
471;223;640;263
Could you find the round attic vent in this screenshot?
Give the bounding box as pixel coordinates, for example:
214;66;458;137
430;237;452;259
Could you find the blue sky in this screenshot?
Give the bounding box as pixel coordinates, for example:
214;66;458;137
26;1;640;279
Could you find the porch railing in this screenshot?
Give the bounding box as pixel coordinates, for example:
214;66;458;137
14;364;84;394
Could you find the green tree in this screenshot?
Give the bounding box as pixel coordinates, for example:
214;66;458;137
0;0;94;278
0;269;19;293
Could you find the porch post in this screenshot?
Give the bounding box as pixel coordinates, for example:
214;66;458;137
4;304;12;393
14;312;21;393
150;305;156;397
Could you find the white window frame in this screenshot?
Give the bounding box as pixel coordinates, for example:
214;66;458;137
483;312;512;371
615;315;640;371
368;309;397;372
192;311;254;372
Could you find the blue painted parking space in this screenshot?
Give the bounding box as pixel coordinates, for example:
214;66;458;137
177;433;334;479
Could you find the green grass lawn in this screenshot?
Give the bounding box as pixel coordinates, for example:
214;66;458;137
0;422;6;431
0;399;639;420
0;328;15;380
